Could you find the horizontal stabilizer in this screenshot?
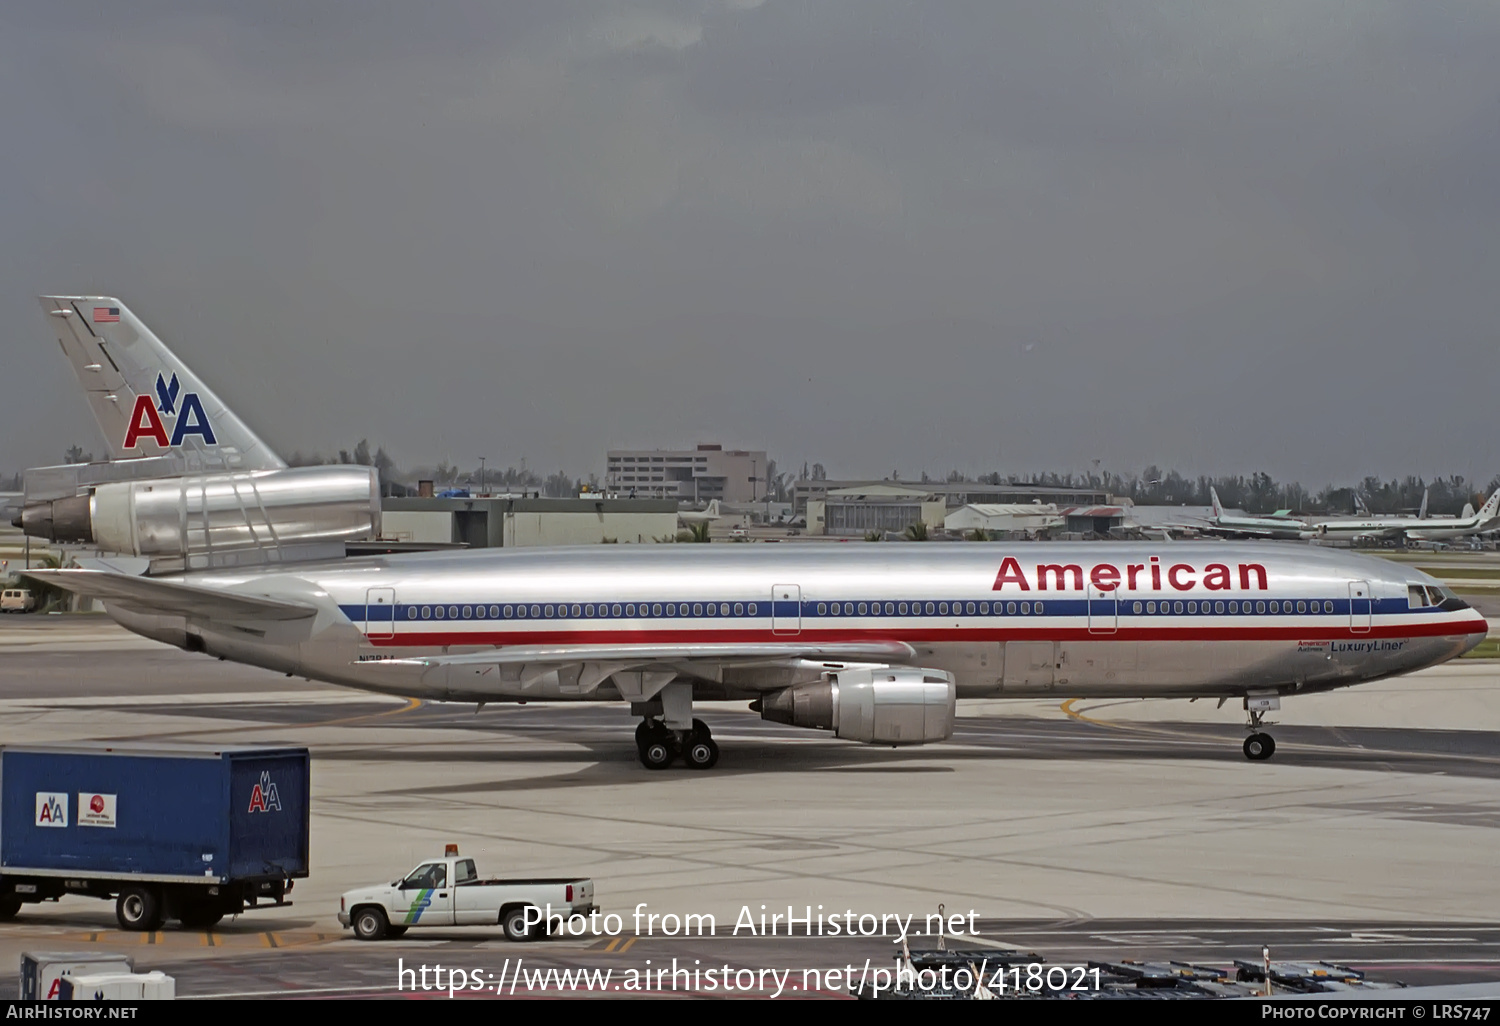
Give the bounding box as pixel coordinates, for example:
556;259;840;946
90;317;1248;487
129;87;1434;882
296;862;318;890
380;640;917;669
23;569;316;622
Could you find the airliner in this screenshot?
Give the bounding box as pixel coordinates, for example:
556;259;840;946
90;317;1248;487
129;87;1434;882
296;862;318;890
1176;488;1314;540
1314;490;1500;545
17;297;1489;769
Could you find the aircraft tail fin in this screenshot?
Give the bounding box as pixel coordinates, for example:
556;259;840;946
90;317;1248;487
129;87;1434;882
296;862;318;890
1354;493;1370;515
1418;489;1429;519
1209;486;1224;519
706;499;720;517
38;296;284;472
1478;489;1500;523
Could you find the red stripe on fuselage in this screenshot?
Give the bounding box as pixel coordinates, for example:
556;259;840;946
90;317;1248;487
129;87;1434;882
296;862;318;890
368;618;1487;647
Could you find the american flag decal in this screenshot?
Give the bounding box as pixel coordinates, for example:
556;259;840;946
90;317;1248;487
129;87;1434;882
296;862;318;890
93;307;120;323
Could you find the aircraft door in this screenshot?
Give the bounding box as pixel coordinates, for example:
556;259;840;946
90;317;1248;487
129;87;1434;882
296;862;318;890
1348;581;1372;634
1087;583;1117;634
772;585;801;635
365;587;396;640
1003;640;1057;690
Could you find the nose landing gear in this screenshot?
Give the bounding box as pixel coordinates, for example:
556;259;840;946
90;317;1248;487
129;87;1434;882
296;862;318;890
1243;731;1276;761
1242;694;1280;761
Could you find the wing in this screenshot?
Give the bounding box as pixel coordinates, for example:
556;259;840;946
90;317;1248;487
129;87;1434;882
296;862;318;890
367;640;919;700
23;569;316;621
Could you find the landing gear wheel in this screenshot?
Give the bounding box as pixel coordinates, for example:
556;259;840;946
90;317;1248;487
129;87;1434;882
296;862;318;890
683;735;719;770
353;906;390;940
639;737;676;770
502;906;538;942
116;886;165;932
1243;733;1275;761
0;897;20;921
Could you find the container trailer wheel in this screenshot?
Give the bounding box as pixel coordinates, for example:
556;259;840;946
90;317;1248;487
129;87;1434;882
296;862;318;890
117;887;165;931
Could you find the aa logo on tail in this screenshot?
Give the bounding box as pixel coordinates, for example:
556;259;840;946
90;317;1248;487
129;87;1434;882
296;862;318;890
247;771;282;813
123;372;217;449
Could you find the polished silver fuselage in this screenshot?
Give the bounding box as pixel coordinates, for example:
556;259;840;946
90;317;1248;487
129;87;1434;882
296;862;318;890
105;542;1488;705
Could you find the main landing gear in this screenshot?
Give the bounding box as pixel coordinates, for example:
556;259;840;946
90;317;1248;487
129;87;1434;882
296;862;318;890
1242;694;1280;761
636;718;719;771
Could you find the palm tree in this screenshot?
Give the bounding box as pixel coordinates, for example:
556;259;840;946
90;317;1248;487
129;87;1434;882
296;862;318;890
967;528;989;542
688;521;712;543
864;531;884;542
904;522;929;541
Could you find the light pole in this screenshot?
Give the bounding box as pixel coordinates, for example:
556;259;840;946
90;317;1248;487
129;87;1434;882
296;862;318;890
479;457;486;496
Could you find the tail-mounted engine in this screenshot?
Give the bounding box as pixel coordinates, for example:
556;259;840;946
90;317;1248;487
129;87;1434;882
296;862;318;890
758;667;956;745
16;464;380;573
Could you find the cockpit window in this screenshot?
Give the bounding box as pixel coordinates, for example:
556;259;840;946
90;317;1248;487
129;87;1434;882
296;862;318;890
1408;585;1428;608
1427;586;1446;606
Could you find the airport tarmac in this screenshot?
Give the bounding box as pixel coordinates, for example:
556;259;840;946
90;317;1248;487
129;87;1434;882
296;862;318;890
2;614;1499;998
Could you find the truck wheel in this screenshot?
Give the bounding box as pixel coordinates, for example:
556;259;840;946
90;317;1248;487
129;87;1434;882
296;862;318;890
0;897;21;920
502;906;538;942
116;887;165;931
353;907;390;941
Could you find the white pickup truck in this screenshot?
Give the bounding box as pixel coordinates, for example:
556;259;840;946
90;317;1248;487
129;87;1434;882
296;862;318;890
338;850;596;941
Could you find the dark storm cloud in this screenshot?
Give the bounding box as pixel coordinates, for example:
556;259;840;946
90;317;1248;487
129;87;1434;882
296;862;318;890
2;2;1498;487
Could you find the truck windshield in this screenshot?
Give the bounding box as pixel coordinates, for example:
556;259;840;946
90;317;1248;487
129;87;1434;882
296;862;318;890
404;863;446;889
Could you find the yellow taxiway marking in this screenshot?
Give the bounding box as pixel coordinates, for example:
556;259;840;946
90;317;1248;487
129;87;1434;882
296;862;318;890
96;696;423;745
603;937;622;952
67;929;342;950
1060;697;1500;766
618;936;639;953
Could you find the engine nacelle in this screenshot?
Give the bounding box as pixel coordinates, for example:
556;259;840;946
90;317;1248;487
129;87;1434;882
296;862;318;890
18;464;380;571
759;668;956;745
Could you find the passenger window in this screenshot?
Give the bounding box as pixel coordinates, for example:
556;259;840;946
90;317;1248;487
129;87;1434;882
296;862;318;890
1408;586;1427;609
455;860;477;884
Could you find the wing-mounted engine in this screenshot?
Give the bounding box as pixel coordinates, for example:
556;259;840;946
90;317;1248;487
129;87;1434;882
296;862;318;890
16;464;380;573
757;667;956;745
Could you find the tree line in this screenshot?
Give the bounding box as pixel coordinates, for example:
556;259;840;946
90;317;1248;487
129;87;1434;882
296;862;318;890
11;447;1498;517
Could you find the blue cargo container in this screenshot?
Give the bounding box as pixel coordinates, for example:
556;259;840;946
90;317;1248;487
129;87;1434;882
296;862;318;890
0;744;309;931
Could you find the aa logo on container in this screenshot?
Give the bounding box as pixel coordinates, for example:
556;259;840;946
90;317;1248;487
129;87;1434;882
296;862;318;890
35;792;68;827
78;793;117;828
247;771;282;813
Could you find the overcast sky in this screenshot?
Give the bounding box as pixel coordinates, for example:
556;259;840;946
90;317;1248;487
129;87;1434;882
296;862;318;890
2;2;1497;487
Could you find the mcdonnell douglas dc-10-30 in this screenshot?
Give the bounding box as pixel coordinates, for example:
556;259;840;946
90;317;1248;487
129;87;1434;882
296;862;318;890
17;297;1488;768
